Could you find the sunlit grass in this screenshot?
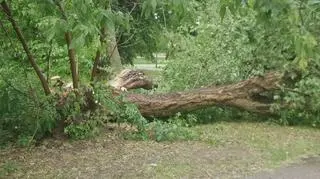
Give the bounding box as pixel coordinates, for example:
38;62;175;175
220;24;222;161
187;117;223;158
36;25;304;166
195;122;320;167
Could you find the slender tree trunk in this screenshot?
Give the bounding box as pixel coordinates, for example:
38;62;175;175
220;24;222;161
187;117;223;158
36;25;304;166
91;50;101;81
91;27;106;81
54;1;79;89
64;32;79;89
1;1;51;95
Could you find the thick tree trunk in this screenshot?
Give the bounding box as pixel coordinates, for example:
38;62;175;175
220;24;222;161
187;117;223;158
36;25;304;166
124;72;283;117
56;71;285;118
107;28;123;75
91;26;123;81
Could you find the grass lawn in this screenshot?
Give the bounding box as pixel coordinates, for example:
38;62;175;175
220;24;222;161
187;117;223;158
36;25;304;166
133;55;167;65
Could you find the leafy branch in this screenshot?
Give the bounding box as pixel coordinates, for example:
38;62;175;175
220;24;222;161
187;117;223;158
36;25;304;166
0;1;51;95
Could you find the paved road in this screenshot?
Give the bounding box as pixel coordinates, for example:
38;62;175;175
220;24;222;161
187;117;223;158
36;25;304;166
245;156;320;179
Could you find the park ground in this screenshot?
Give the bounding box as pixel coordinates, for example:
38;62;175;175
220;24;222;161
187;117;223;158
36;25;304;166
1;122;320;179
1;59;320;178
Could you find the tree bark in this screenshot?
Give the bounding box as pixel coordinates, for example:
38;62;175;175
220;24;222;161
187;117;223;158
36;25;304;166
91;49;101;81
65;32;79;89
1;1;51;95
91;27;106;81
107;27;123;75
54;1;79;89
124;72;283;117
91;26;123;80
57;70;286;118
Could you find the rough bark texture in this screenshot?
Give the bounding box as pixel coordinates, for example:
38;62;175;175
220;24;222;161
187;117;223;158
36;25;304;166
108;69;157;91
124;72;283;117
91;49;101;81
55;1;79;89
1;1;51;95
64;32;79;89
54;70;284;118
91;25;123;80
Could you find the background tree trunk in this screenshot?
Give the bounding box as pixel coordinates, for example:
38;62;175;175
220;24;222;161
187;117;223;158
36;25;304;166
91;26;123;81
107;28;123;75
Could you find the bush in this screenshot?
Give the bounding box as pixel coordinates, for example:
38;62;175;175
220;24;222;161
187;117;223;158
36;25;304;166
123;113;199;142
0;70;58;146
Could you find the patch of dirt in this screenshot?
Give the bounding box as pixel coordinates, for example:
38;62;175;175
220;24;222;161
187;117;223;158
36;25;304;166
0;131;261;179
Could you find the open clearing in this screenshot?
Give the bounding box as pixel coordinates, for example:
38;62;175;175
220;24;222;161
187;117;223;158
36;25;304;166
1;122;320;179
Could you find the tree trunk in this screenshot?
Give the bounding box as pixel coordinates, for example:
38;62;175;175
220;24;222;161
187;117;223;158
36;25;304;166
124;72;283;117
54;1;79;89
91;26;123;80
91;49;101;81
57;71;285;118
1;1;51;95
65;32;79;89
107;27;123;75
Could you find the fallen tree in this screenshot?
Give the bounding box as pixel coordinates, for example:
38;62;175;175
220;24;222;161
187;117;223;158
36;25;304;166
55;69;296;119
123;71;284;117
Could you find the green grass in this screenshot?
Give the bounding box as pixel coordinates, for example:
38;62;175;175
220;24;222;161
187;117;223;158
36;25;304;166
195;122;320;167
149;122;320;178
141;69;162;76
133;56;167;65
0;161;19;177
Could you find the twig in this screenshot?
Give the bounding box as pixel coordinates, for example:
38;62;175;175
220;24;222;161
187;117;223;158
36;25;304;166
46;41;53;84
0;73;29;97
0;18;15;46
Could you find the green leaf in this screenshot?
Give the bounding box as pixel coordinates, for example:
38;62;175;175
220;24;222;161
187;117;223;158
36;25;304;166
220;5;227;21
69;35;85;50
298;57;308;70
150;0;157;11
248;0;255;8
141;0;158;18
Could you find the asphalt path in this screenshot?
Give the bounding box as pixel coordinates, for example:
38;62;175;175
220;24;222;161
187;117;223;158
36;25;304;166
245;156;320;179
